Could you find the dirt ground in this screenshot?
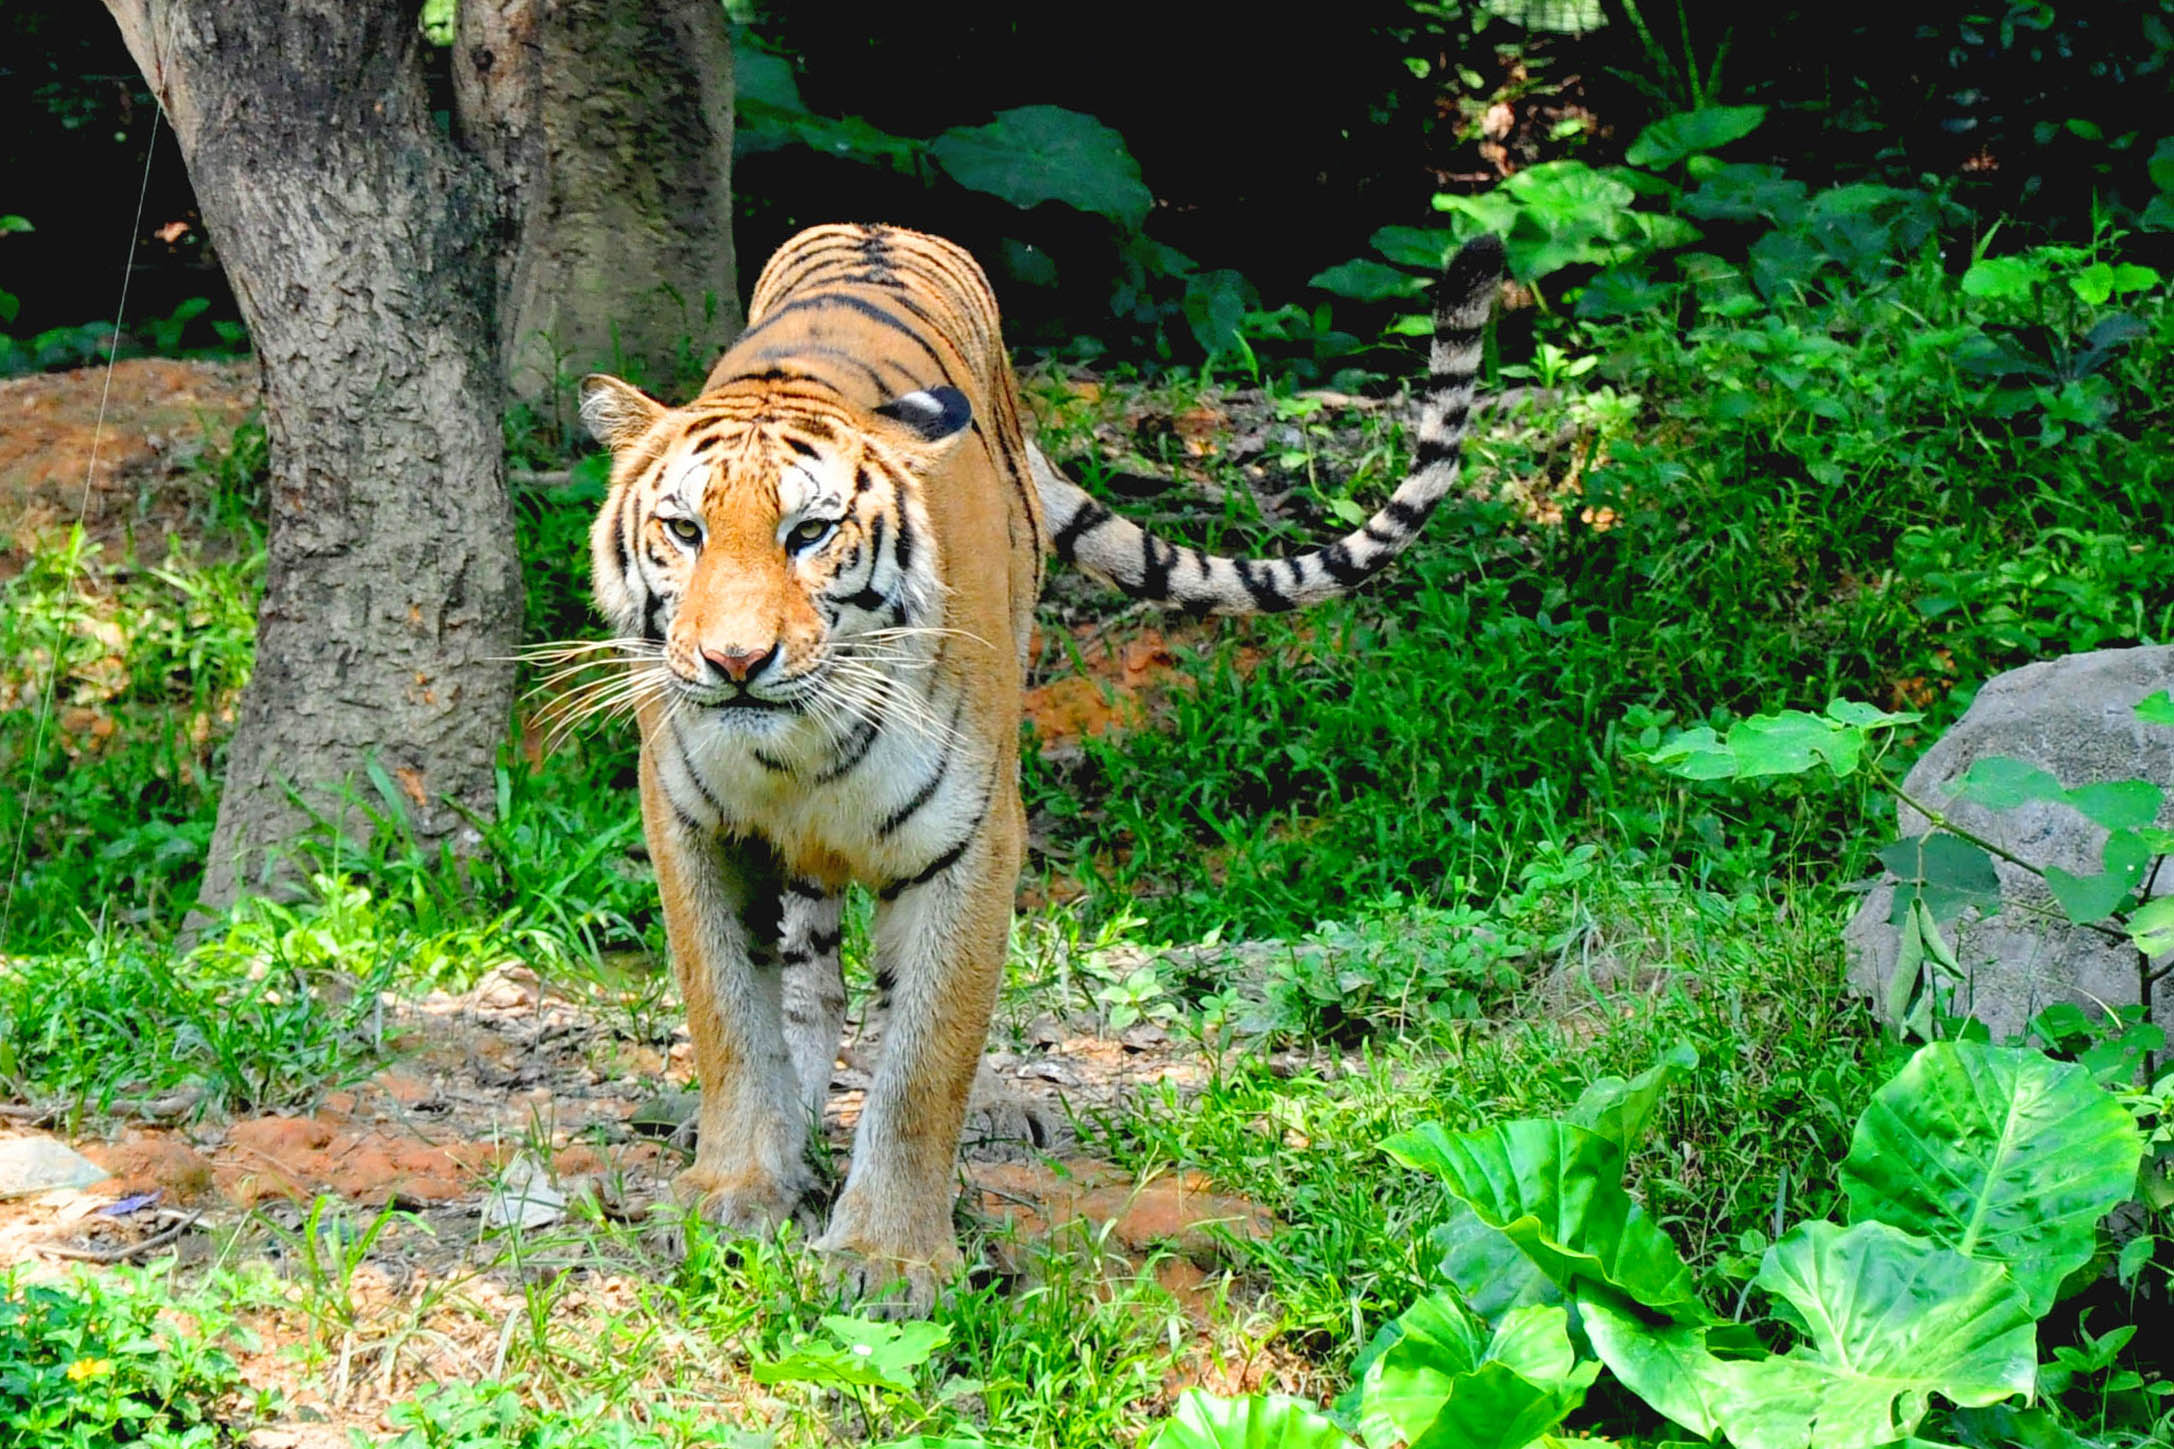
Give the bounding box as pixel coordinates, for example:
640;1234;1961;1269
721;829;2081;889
0;962;1306;1441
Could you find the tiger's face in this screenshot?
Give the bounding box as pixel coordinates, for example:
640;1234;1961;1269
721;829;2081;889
579;374;971;733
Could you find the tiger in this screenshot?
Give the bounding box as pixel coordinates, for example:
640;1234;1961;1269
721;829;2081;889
570;221;1502;1312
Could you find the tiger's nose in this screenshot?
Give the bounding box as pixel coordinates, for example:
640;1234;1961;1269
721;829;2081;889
701;643;774;683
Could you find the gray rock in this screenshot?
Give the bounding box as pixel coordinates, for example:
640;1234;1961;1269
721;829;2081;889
1843;646;2174;1039
0;1135;110;1197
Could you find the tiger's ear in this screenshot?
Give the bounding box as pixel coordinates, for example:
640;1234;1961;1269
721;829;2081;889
579;374;667;451
871;386;972;456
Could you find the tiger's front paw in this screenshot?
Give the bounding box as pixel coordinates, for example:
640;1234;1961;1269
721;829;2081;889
812;1234;961;1318
812;1191;963;1318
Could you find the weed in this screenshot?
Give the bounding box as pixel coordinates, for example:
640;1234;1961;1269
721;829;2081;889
0;1265;260;1447
0;871;473;1120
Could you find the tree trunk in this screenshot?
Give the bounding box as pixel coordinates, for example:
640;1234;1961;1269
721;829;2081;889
455;0;741;410
104;0;524;912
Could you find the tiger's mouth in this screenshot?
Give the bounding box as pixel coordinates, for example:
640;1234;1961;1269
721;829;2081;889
667;672;799;714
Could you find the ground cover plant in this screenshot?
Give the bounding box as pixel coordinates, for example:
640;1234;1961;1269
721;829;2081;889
2;76;2171;1449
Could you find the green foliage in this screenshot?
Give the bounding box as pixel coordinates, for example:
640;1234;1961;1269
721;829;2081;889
377;1381;759;1449
1237;897;1531;1042
1642;700;1919;782
0;295;247;377
0;527;261;951
1043;153;2172;940
1313;101;1766;302
0;1268;251;1448
1170;1034;2145;1449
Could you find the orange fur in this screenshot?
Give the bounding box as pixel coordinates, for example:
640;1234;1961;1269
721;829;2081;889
569;223;1499;1312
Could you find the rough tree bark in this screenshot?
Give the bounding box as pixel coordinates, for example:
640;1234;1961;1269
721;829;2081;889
456;0;741;407
99;0;737;915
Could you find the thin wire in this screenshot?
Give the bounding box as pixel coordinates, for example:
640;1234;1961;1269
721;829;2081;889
1;106;166;950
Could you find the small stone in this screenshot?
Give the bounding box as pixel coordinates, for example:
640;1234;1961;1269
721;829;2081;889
628;1091;699;1138
483;1155;567;1230
473;965;541;1010
369;1069;439;1109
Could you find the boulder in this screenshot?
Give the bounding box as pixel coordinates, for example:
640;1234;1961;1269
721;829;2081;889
1843;646;2174;1040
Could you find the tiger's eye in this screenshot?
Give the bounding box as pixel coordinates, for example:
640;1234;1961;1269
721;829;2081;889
787;519;833;551
666;517;701;545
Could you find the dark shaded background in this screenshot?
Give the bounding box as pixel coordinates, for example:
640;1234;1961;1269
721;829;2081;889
5;1;2169;356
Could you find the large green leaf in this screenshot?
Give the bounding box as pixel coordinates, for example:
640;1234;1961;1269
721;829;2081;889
1384;1120;1707;1320
1372;225;1464;269
2137;690;2174;726
1947;757;2065;811
2060;781;2163;830
1878;833;2002;926
1962;257;2045;301
1641;725;1735;780
1703;1221;2037;1449
1840;1042;2143;1314
1359;1293;1488;1449
1730;711;1862;777
930;107;1152;228
1950;756;2164;830
1149;1391;1352;1449
1361;1299;1596;1449
1365;1294;1487;1449
1409;1359;1600;1449
1625;106;1768;168
1310;259;1432;303
1431;1200;1561;1322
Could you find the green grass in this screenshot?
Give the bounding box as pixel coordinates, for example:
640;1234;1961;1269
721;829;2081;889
1024;227;2174;941
1074;870;1890;1356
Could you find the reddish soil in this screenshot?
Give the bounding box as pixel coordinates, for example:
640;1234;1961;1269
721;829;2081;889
0;357;259;578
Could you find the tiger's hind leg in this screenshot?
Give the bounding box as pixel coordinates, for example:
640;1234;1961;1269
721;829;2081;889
779;880;848;1128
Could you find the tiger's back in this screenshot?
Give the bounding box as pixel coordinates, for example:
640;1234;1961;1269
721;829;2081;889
570;222;1501;1311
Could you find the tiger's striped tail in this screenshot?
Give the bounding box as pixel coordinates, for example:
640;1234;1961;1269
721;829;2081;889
1032;233;1503;615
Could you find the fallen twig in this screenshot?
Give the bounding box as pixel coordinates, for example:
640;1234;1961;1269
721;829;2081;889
37;1208;202;1264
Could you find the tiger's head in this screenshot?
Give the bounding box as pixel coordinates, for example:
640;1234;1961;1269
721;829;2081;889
576;372;970;732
